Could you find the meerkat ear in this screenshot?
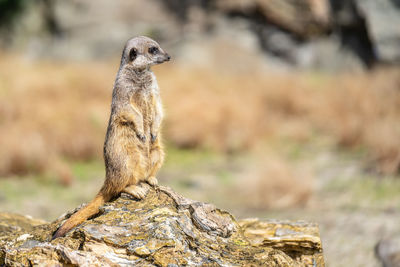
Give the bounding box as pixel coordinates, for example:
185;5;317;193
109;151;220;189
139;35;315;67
129;48;137;61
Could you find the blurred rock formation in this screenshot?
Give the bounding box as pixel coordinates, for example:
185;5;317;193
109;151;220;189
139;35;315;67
0;0;399;70
0;185;324;266
376;237;400;267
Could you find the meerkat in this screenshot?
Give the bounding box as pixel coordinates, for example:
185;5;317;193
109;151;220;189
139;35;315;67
52;36;170;239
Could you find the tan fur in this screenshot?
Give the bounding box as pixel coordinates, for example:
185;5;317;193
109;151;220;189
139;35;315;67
52;36;170;239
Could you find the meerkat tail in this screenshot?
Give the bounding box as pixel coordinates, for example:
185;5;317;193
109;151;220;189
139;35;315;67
52;192;110;240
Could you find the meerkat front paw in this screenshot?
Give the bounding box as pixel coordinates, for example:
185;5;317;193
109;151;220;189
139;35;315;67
146;176;158;186
123;184;149;199
136;132;146;142
150;133;157;143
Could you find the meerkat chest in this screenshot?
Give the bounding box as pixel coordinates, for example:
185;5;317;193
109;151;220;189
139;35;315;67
131;77;159;122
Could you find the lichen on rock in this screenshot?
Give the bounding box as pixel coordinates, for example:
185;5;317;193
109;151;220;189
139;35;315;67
0;185;324;266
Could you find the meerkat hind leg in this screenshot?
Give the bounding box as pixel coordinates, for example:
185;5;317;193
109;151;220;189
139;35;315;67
123;183;149;200
146;147;163;187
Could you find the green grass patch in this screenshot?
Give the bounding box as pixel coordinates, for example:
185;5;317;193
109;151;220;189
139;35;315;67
324;173;400;210
164;145;223;169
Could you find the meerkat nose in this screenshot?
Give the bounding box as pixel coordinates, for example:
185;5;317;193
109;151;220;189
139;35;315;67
165;54;171;61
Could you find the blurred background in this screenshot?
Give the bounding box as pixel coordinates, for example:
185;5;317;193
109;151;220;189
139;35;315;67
0;0;399;266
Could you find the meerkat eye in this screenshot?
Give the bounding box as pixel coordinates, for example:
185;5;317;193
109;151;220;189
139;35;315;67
148;46;159;55
129;48;137;61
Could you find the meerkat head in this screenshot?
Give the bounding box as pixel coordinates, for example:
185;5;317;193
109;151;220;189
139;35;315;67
121;36;170;71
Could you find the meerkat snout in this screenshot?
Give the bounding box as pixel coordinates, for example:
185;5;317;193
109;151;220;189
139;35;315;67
156;53;171;64
149;46;171;64
164;54;171;61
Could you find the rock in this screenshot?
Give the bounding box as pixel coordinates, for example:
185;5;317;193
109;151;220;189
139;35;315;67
5;0;181;60
240;218;324;266
375;236;400;267
3;0;399;70
162;0;335;70
355;0;400;64
214;0;331;38
0;186;324;266
329;0;377;68
160;0;381;70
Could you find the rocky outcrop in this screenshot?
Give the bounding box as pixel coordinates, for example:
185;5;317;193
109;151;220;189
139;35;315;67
2;0;399;70
0;185;324;266
214;0;331;38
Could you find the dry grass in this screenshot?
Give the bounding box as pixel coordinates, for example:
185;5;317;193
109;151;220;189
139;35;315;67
0;52;399;184
162;66;400;175
0;54;113;184
233;156;313;210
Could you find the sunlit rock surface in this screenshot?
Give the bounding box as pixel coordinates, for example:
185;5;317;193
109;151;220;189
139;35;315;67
0;185;324;266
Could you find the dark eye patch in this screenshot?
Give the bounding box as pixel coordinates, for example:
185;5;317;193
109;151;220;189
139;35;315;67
148;46;159;55
129;48;137;61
